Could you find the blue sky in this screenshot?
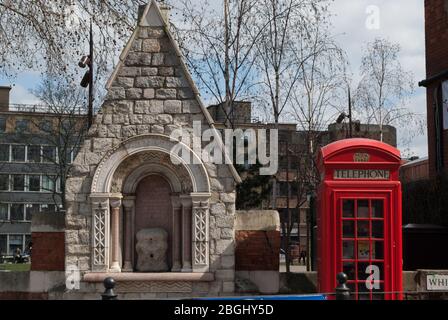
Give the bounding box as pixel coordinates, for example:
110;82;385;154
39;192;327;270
0;0;428;157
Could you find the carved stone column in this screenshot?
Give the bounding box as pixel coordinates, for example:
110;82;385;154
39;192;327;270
191;193;211;273
122;196;135;272
110;196;122;272
90;195;110;272
171;195;182;272
180;196;192;272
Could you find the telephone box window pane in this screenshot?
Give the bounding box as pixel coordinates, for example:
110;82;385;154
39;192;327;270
372;221;384;238
371;262;384;281
357;221;370;238
343;221;355;238
343;262;356;280
357;240;370;260
372;200;384;218
357;262;371;281
357;200;369;218
372;241;384;260
343;241;354;259
343;200;354;217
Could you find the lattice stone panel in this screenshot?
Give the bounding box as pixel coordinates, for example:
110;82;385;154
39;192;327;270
193;204;209;267
93;205;108;266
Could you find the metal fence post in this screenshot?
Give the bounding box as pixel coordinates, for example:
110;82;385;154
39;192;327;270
335;272;351;300
101;277;118;300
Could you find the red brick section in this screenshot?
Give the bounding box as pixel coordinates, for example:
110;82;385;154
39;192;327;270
235;230;280;271
424;0;448;177
31;232;65;271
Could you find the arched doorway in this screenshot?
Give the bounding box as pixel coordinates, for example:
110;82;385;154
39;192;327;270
134;175;173;270
89;134;212;273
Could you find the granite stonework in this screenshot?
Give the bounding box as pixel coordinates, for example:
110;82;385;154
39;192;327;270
63;1;239;299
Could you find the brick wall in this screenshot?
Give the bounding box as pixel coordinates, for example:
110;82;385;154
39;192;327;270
31;232;65;271
235;230;280;271
424;0;448;177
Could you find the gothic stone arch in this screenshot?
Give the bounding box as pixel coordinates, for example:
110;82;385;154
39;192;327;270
89;134;211;273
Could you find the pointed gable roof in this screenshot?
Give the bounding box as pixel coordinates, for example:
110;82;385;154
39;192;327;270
104;0;241;183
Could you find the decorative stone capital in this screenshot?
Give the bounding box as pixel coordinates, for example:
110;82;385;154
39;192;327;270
109;193;123;208
171;193;182;209
90;193;112;205
180;195;192;208
110;200;122;209
122;196;136;210
190;193;211;207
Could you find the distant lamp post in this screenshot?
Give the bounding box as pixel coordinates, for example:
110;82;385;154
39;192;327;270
335;86;354;138
306;193;312;271
78;21;94;127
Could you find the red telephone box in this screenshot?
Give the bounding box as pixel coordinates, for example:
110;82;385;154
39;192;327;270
316;138;402;300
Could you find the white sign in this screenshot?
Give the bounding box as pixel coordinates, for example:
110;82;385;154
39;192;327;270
427;274;448;291
442;81;448;130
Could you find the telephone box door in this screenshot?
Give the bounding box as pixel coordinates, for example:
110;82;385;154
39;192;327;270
336;192;392;300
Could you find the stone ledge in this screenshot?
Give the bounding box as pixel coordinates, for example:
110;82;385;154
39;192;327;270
83;272;215;283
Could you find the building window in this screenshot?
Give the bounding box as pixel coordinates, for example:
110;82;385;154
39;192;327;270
10;204;24;221
0;117;6;133
11;145;26;162
42;176;55;193
41;203;56;213
25;204;39;221
25;235;31;254
15;119;29;134
0;145;9;162
0;174;9;191
27;146;41;163
39;120;52;133
0;203;8;220
71;147;80;164
28;175;41;192
42;146;56;163
12;175;25;191
8;235;23;254
0;235;6;255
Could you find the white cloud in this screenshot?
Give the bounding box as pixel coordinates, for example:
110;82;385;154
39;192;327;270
8;84;41;105
330;0;427;157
